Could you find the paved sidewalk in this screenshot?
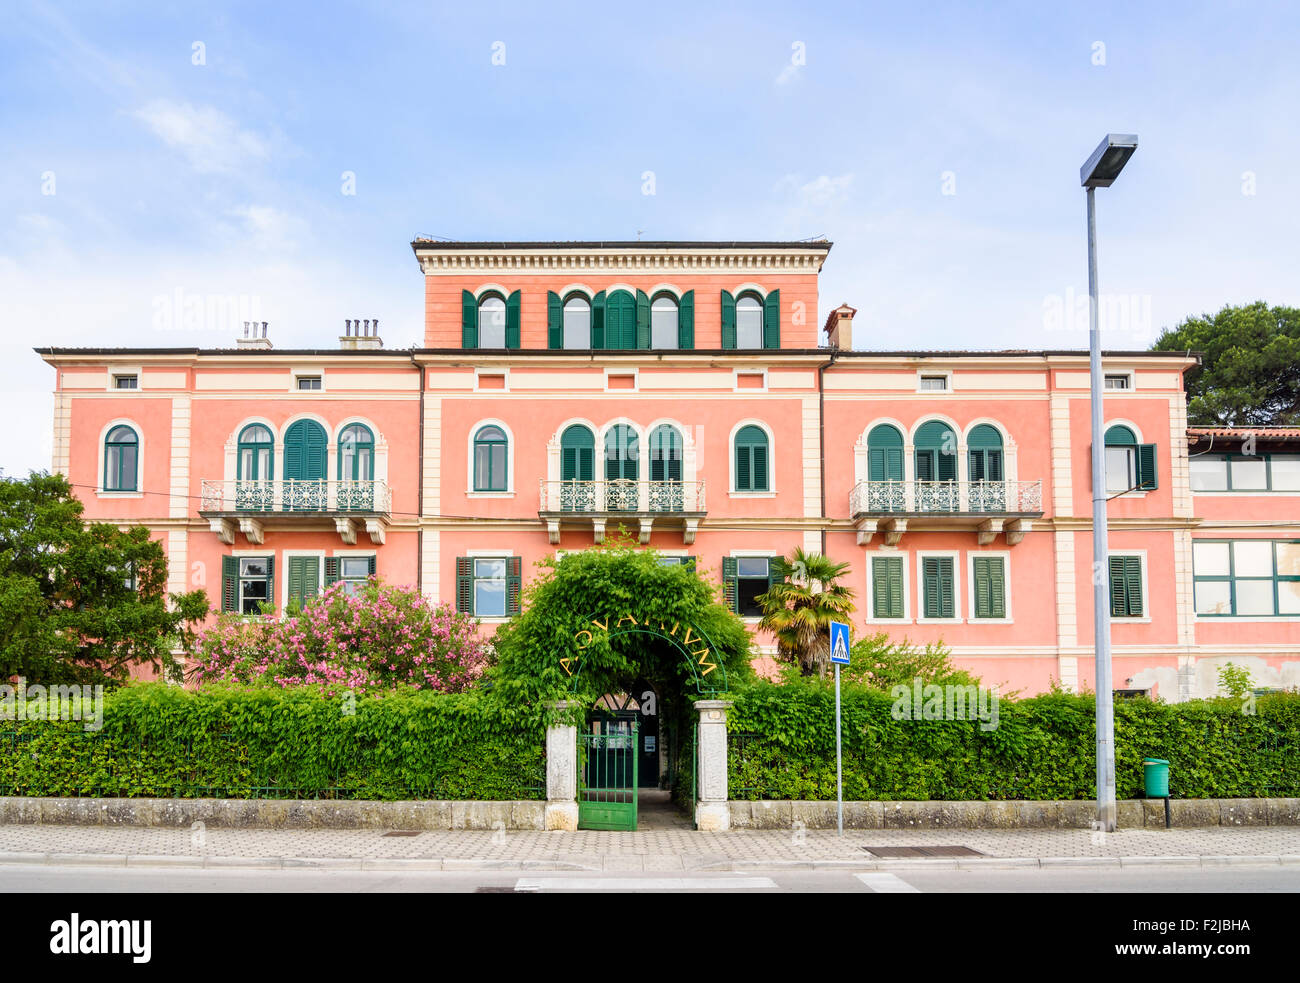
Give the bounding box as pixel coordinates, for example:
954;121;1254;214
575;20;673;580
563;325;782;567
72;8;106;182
0;824;1298;872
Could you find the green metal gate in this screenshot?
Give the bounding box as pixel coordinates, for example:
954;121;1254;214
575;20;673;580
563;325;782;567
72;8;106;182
578;717;638;831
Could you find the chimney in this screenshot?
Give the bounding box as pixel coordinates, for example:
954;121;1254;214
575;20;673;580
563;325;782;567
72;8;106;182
236;320;273;349
823;303;857;349
340;317;383;350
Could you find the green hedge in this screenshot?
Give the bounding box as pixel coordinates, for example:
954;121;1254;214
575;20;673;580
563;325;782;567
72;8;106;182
0;684;545;800
728;681;1300;800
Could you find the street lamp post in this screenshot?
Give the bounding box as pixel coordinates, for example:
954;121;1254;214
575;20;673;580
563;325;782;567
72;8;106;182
1080;134;1138;833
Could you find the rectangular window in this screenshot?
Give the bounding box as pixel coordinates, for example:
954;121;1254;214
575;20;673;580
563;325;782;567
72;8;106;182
919;375;948;391
723;556;773;617
113;374;138;390
1103;374;1131;390
871;556;904;619
1190;453;1300;492
971;556;1006;619
1108;556;1143;618
296;376;322;391
1105;446;1136;494
324;555;375;595
1194;540;1300;616
921;556;955;619
1190;454;1229;491
238;557;273;615
455;556;521;616
658;556;696;569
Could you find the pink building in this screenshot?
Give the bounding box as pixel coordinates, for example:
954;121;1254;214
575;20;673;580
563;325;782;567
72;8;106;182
37;240;1300;699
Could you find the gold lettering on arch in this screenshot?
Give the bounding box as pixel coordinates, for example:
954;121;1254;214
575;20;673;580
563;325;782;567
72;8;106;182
615;614;639;630
693;647;717;676
574;629;594;650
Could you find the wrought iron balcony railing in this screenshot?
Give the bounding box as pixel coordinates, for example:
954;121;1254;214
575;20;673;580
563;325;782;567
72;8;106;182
849;479;1043;516
538;479;706;514
200;479;392;516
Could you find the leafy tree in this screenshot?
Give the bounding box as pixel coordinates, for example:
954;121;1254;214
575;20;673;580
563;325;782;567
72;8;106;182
489;536;753;706
0;472;209;686
192;579;487;694
756;548;856;678
840;631;981;690
1152;302;1300;425
1216;662;1254;701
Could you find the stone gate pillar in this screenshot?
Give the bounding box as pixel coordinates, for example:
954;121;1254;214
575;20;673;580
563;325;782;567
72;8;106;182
545;701;579;831
694;699;733;832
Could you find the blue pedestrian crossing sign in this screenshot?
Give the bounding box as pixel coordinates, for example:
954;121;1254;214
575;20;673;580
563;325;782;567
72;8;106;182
830;621;851;666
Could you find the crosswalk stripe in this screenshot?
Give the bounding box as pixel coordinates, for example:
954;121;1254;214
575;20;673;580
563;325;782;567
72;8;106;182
514;876;777;892
855;873;921;893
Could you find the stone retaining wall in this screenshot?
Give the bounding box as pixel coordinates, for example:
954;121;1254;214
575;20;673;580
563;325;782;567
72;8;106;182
0;797;545;830
730;798;1300;829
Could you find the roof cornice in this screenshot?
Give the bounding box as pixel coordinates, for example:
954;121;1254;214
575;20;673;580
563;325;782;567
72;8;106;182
411;241;832;276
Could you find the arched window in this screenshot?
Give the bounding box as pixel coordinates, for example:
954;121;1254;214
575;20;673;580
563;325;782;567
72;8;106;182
283;420;327;481
605;290;636;349
237;424;273;480
735;294;764;349
651;295;679;349
563;295;591;350
604;424;639;510
473;425;508;492
104;425;138;492
1104;424;1153;494
560;425;595;482
649;425;682;482
968;424;1005;512
734;425;769;492
338;424;374;481
867;424;904;482
477;294;506;348
914;421;957;482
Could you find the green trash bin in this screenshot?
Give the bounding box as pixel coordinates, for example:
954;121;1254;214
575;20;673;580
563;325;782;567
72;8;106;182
1142;758;1170;798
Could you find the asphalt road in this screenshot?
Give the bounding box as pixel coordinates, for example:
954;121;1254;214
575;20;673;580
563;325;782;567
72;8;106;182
2;863;1297;892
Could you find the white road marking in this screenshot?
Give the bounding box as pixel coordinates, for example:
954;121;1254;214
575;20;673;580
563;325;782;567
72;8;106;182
855;872;921;893
514;876;777;892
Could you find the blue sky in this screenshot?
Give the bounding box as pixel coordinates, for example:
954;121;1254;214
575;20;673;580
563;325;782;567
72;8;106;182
3;0;1298;475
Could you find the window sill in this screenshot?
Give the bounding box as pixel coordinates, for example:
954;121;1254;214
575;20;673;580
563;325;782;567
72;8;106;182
467;491;515;499
729;491;776;499
1194;614;1300;622
916;618;964;625
474;616;512;625
97;491;143;499
1111;616;1152;624
865;618;913;625
970;617;1014;625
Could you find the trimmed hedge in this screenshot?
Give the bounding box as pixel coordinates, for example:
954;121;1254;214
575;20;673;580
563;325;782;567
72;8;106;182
0;683;544;800
729;681;1300;800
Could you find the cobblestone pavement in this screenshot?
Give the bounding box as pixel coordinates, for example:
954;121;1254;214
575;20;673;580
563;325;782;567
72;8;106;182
0;824;1298;871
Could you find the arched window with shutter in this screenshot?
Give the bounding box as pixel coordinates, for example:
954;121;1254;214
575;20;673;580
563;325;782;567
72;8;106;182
734;424;770;492
967;424;1005;511
103;425;139;492
1104;424;1158;494
472;424;508;492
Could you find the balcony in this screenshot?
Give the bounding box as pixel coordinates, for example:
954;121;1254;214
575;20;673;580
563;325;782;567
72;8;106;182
200;479;392;545
848;479;1043;546
538;479;706;544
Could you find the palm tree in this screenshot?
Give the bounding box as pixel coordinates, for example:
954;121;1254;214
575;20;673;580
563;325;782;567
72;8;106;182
756;548;856;678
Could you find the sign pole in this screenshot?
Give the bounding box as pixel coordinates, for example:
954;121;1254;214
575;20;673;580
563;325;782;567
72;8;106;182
835;662;843;837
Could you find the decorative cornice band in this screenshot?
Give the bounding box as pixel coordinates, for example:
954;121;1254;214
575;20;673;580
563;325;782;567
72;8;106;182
415;249;828;276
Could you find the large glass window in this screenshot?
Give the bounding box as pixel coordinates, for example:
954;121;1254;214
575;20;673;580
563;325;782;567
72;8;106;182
734;556;772;616
477;294;506;348
472;558;507;617
1191;453;1300;492
104;425;139;491
336;556;374;596
338;424;374;480
239;557;271;615
473;425;508;492
1104;425;1157;493
563;296;591;349
1194;540;1300;616
651;295;678;349
237;424;273;480
736;295;763;349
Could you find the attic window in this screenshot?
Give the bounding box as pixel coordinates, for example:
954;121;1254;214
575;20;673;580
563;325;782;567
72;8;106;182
113;374;138;390
297;376;322;391
919;375;948;391
1104;374;1132;391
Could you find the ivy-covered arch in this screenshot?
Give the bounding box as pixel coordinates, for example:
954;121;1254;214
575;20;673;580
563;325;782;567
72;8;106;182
565;612;728;694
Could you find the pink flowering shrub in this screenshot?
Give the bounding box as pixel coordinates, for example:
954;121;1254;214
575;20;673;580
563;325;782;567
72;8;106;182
192;579;488;693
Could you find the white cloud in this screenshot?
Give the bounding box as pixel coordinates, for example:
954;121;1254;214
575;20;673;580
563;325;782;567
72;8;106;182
132;100;270;175
775;173;854;209
775;63;802;85
227;205;307;252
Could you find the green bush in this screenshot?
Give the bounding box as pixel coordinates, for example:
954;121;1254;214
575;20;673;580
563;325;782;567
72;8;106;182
728;679;1300;800
0;683;544;800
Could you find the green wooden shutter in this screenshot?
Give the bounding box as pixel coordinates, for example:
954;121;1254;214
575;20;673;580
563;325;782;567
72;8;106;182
456;557;473;613
763;288;780;349
506;556;522;614
678;290;694;349
264;556;275;613
721;290;736;349
221;555;238;612
591;290;606;349
683;556;697;572
1137;444;1158;490
288;556;304;604
288;556;319;606
938;448;957;482
461;290;478;348
1124;556;1143;616
752;444;769;491
324;557;339;586
547;291;562;349
367;555;377;576
635;289;650;349
722;556;738;612
873;557;903;618
973;556;1004;618
989;558;1005;618
505;290;521;349
923;557;954;618
735;442;750;490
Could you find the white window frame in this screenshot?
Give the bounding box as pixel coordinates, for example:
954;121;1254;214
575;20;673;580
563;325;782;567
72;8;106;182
332;549;378;596
96;418;144;499
915;550;963;624
465;548;515;623
732;368;769;393
603;367;640;393
474;366;511;393
865;550;912;624
229;551;275;617
1103;371;1135;391
916;370;953;393
967;550;1013;624
729;549;777;624
728;419;777;498
280;550;326;612
291;368;326;393
1108;549;1151;624
467;418;515;497
108;367;142;391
